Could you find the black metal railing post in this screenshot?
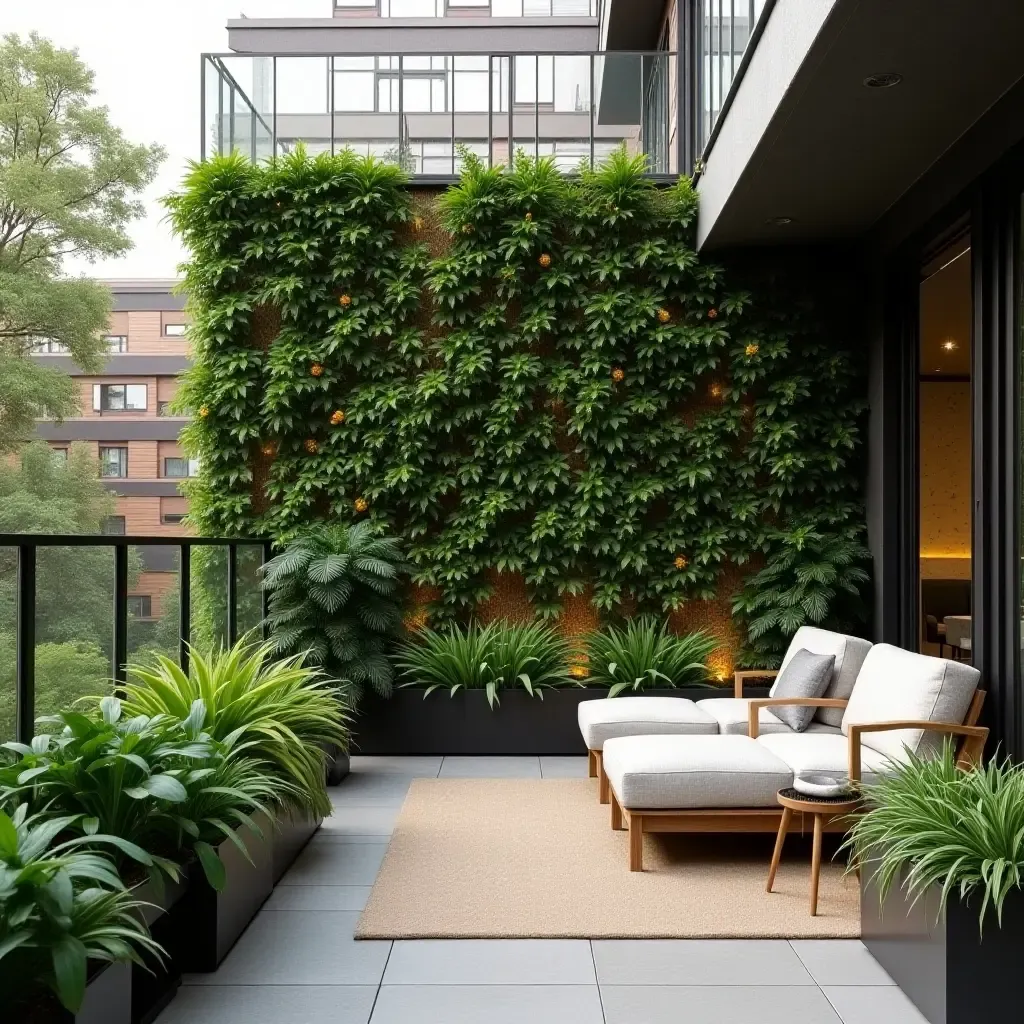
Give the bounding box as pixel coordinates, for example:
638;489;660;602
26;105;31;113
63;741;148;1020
261;540;273;642
16;543;36;743
113;543;129;687
179;543;191;675
227;543;238;647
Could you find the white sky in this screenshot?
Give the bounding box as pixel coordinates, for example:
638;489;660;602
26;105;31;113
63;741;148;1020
2;1;327;279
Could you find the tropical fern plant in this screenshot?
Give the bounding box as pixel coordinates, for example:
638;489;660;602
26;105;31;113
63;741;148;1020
583;619;717;696
0;804;163;1014
396;620;572;707
843;747;1024;932
262;523;408;703
122;637;347;818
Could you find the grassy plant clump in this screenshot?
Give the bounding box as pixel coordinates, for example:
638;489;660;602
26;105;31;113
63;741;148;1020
583;619;717;696
396;621;573;707
844;747;1024;930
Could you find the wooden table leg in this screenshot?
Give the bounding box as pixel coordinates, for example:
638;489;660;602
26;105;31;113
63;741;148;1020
810;813;824;916
766;806;792;893
610;791;622;831
628;813;644;872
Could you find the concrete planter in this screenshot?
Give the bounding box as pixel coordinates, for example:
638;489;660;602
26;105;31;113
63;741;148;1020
352;685;768;755
861;862;1024;1023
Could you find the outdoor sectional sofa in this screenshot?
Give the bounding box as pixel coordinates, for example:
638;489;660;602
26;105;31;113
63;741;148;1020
577;630;988;871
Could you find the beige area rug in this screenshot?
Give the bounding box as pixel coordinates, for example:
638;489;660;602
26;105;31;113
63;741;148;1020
356;778;859;939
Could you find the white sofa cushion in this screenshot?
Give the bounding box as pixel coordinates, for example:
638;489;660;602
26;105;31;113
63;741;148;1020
602;735;793;809
697;698;843;737
758;733;894;787
774;627;873;728
577;697;718;751
841;644;981;762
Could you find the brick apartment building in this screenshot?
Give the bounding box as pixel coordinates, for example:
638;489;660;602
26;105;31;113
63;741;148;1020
34;279;192;622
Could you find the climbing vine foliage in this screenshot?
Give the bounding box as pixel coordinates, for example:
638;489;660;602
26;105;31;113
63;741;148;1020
165;148;869;662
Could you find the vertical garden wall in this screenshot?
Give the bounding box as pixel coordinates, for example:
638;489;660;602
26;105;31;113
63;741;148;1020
165;149;869;667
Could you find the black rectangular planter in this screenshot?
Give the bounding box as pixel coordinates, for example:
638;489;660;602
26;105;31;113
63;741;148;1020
861;864;1024;1024
164;817;273;973
272;809;322;883
11;962;131;1024
130;874;188;1024
352;685;769;756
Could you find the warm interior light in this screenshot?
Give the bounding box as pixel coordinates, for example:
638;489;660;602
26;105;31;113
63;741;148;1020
920;551;972;559
942;339;958;351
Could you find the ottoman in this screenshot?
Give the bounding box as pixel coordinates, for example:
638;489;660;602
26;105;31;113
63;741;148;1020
577;697;718;804
601;735;795;870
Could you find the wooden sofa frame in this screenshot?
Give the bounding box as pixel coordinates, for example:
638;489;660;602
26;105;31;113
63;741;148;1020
602;680;988;871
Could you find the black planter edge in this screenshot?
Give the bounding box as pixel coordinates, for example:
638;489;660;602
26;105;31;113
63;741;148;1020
71;960;132;1024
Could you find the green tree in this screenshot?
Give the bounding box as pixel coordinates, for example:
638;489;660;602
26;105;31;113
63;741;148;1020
0;32;164;449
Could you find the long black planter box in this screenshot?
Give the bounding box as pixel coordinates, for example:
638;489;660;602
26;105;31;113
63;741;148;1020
26;961;132;1024
131;874;189;1024
164;816;274;973
272;809;322;883
861;863;1024;1023
352;685;770;756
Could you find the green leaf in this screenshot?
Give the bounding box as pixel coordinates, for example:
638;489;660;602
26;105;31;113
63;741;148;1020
52;935;88;1013
195;840;227;891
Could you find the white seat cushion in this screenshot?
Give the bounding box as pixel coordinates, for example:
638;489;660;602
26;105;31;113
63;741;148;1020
697;698;843;737
578;697;718;750
602;735;793;809
775;627;873;728
841;644;981;762
757;733;894;787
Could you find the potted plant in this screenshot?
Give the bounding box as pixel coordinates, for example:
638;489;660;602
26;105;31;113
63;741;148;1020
847;748;1024;1024
0;804;162;1024
261;523;406;780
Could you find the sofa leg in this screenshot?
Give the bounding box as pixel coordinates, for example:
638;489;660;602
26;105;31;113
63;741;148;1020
588;749;598;778
610;792;622;831
628;814;643;872
598;758;610;805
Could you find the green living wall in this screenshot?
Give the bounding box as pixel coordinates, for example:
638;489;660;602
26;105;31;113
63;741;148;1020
165;148;869;664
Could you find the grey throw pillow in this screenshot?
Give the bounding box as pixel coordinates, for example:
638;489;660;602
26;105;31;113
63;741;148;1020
770;649;836;732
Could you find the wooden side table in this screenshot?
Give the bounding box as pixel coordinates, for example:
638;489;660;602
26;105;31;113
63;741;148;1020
767;787;860;916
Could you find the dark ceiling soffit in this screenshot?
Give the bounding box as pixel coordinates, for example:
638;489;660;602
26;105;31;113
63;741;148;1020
36;420;188;442
601;0;665;51
31;355;192;376
112;293;186;312
101;480;186;497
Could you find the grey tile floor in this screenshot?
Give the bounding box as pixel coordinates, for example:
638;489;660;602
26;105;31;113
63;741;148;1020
157;756;929;1024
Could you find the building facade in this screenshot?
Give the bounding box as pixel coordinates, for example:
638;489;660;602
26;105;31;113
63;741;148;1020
34;279;193;622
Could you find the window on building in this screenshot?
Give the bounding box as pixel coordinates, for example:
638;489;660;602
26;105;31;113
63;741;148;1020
105;335;128;353
163;457;200;478
92;384;147;411
163;323;187;337
127;595;152;618
101;515;126;535
99;446;128;478
161;512;188;525
31;338;69;354
50;447;68;463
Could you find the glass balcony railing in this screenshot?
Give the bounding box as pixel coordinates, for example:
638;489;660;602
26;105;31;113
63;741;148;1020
333;1;599;18
697;0;772;156
201;50;682;175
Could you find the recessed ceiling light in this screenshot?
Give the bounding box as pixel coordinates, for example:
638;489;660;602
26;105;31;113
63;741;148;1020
942;339;958;351
767;216;794;226
864;72;903;89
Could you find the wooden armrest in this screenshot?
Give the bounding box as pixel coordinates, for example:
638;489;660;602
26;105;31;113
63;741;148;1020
733;669;779;698
747;697;849;738
847;720;990;783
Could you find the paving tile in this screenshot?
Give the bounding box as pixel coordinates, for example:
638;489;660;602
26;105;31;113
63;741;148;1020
592;939;815;986
539;756;590;778
329;774;415;805
600;985;842;1024
438;756;542;778
790;940;895;986
320;805;400;837
264;884;372;912
349;756;442;777
823;986;931;1024
157;984;377;1024
279;840;387;886
383;939;596;985
186;911;391;986
370;985;603;1024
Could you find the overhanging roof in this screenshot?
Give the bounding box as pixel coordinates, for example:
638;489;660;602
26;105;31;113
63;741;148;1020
696;0;1024;249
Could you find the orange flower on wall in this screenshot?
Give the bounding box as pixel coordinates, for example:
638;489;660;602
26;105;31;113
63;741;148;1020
538;253;552;268
339;294;352;307
261;442;276;457
304;438;319;454
745;343;759;357
657;308;671;323
354;497;369;513
674;554;688;570
198;406;209;418
611;367;625;383
310;363;324;377
330;410;345;425
707;307;719;319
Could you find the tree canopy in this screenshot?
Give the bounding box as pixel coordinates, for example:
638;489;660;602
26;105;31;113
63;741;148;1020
0;32;164;449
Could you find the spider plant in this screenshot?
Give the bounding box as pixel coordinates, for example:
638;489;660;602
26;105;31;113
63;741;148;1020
0;696;292;891
396;621;572;708
0;804;163;1014
843;746;1024;932
583;620;717;696
122;636;348;818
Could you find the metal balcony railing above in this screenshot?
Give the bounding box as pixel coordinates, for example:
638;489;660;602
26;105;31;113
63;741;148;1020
334;0;599;16
201;49;682;176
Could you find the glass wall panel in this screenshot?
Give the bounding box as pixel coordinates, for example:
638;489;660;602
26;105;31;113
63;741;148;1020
0;546;17;740
127;546;180;665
